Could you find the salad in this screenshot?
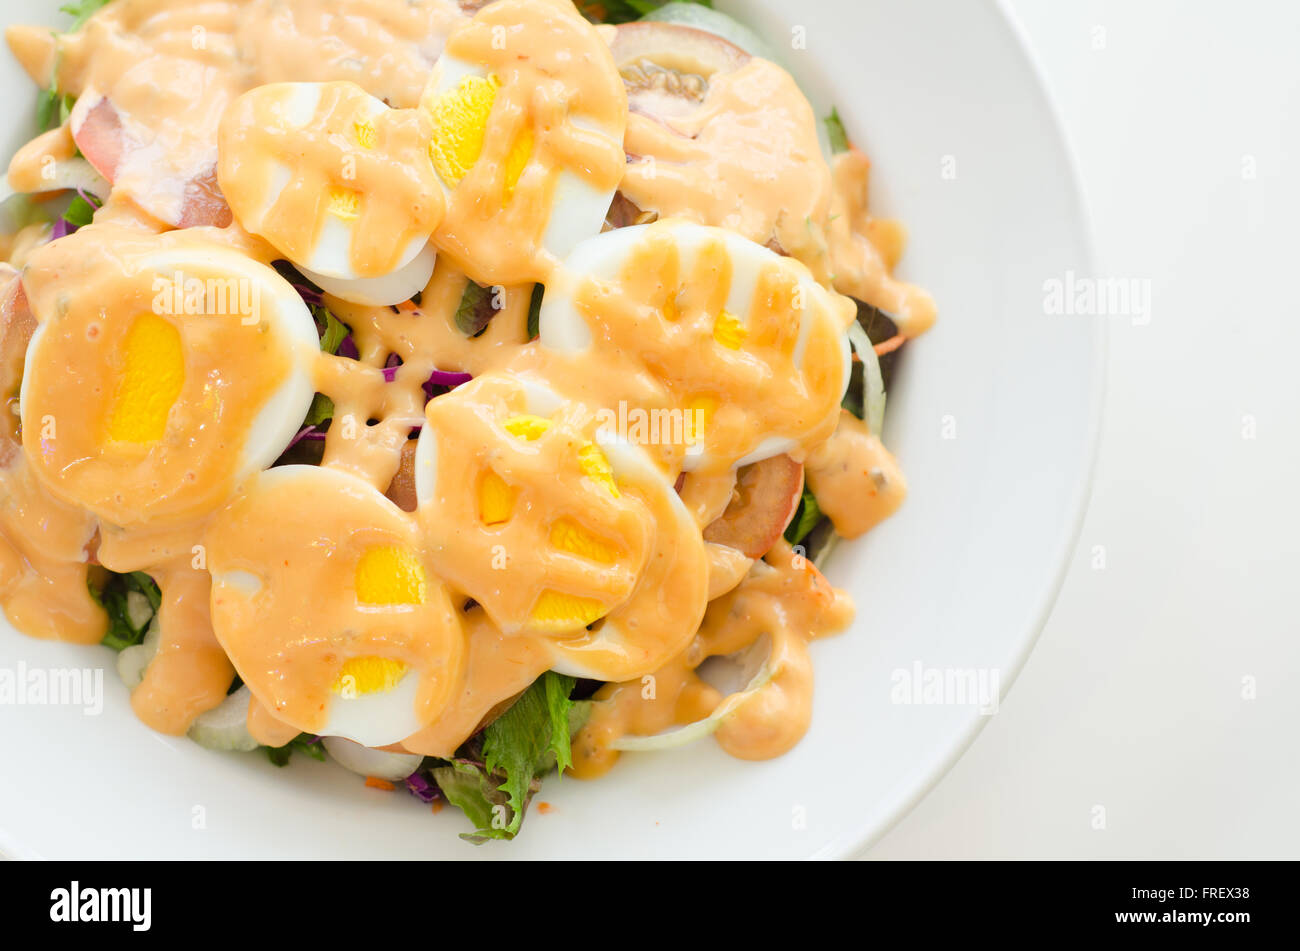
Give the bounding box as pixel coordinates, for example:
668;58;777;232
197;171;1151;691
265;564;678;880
0;0;935;843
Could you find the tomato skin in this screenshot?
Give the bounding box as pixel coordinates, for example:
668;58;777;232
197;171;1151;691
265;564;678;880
703;454;804;559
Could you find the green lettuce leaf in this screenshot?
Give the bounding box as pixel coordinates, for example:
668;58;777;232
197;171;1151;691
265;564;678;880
89;571;161;652
825;108;850;154
61;193;99;229
435;672;584;842
302;393;334;428
581;1;712;25
454;281;495;338
36;90;75;133
263;734;327;768
481;671;575;834
313;304;349;355
296;303;348;428
432;760;515;843
59;0;111;31
784;487;824;546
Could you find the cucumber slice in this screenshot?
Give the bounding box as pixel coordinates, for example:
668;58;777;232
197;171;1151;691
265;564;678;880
125;589;153;631
642;3;778;61
115;616;160;689
187;685;260;753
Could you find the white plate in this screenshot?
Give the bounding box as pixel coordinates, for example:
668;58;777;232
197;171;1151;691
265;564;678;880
0;0;1102;859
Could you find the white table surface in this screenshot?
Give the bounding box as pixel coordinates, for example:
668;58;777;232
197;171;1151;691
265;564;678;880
865;0;1300;859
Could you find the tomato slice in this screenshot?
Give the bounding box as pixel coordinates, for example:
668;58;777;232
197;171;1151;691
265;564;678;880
385;439;419;512
0;268;35;466
702;454;804;558
71;92;231;228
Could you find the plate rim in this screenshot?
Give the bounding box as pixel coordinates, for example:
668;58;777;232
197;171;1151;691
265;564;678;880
0;0;1107;862
823;0;1109;860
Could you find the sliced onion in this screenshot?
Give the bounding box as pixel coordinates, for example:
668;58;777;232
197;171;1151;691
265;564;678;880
187;684;260;753
847;320;887;437
642;3;778;61
322;735;423;781
12;155;108;198
611;634;777;752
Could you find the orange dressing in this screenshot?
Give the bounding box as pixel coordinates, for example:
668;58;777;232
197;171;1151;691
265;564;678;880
0;0;930;771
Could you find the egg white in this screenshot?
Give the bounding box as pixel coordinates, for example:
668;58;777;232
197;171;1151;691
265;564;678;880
543;426;701;681
422;55;619;266
537;220;853;471
413;373;564;506
228;82;436;306
19;246;319;521
415;373;700;681
208;465;437;748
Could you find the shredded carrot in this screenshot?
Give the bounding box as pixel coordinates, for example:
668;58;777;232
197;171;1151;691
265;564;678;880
431;800;444;814
873;334;906;357
396;299;419;313
537;801;553;814
365;776;395;791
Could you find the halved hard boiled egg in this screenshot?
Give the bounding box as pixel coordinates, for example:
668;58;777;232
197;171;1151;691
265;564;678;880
205;465;467;748
218;81;443;305
414;370;708;680
539;219;855;473
419;0;628;285
20;235;320;529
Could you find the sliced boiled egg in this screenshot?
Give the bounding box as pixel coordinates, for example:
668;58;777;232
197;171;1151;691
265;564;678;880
414;370;708;681
217;81;444;305
206;465;466;748
20;238;319;529
538;218;854;473
418;0;628;285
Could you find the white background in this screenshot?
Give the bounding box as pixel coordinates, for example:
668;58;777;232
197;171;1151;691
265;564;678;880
867;0;1300;858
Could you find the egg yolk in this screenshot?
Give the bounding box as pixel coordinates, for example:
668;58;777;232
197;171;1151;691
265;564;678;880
355;544;428;606
427;74;533;194
479;470;515;525
550;518;618;564
353;120;377;150
684;395;716;446
577;442;618;497
478;415;620;522
468;412;626;630
712;311;747;350
531;504;622;629
502;413;551;440
331;656;408;696
327;186;361;221
104;313;185;445
530;590;607;631
503;125;533;197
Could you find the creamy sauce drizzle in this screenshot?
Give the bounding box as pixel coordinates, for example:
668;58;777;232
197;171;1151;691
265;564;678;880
618;55;936;337
6;0;465;227
573;539;853;775
0;0;931;772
